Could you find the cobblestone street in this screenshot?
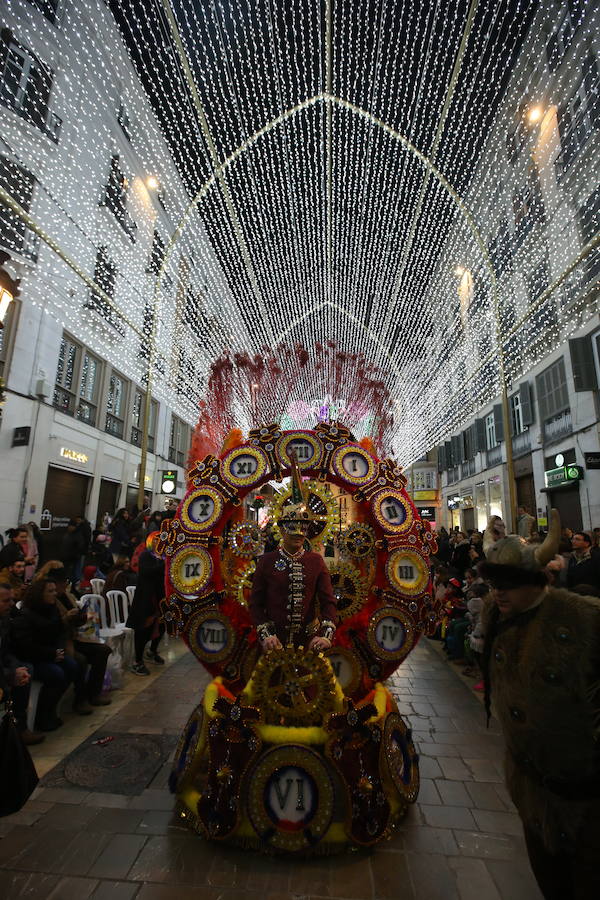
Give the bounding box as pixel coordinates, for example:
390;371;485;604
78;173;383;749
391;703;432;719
0;639;542;900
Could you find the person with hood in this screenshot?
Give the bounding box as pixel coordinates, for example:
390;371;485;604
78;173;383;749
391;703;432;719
480;510;600;899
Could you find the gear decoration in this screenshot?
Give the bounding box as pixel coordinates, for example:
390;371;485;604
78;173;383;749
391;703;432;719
250;648;338;726
166;421;440;855
228;521;265;558
338;522;376;559
247;745;335;853
328;561;368;622
381;712;420;805
366;607;416;664
385;548;430;596
270;479;337;546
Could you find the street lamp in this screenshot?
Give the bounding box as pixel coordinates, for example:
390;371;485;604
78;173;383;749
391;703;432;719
146;175;160;190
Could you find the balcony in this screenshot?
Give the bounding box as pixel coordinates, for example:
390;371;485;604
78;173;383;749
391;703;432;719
543;409;572;445
100;191;137;243
460;459;476;479
0;221;41;263
105;413;124;439
0;88;62;144
486;445;503;468
83;294;126;338
131;426;154;453
512;430;531;457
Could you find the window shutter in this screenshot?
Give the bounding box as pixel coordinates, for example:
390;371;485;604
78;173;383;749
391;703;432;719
546;34;559;73
437;445;446;473
569;335;598;391
519;381;535;425
493;404;504;443
451;435;462;466
475;418;486;452
445;440;453;467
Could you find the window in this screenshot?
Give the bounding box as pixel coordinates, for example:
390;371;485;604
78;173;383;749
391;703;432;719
485;413;496;450
506;119;527;165
510;393;525;436
146;230;165;275
0;292;17;377
27;1;60;24
169;414;190;467
53;335;102;426
556;54;600;176
536;358;570;422
131;389;157;452
578;185;600;286
0;30;61;141
488;220;512;277
105;371;129;439
413;469;437;491
117;101;132;141
512;166;545;248
100;154;137;241
0;155;39;261
85;246;124;335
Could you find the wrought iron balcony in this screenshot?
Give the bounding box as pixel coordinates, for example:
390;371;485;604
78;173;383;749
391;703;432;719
543;409;572;445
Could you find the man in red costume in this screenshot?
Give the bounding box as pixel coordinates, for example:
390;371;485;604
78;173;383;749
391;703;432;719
249;503;337;652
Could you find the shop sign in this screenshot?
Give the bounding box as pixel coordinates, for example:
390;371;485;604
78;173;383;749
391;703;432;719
447;496;461;510
584;452;600;470
60;446;89;464
39;509;52;531
418;507;435;519
12;426;31;447
413;490;437;500
545;465;584;488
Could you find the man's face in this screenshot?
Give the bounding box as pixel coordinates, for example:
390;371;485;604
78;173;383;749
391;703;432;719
0;587;14;617
572;533;590;553
491;583;544;617
10;560;25;579
281;522;309;553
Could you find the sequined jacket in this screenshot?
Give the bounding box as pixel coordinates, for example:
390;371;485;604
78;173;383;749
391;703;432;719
484;588;600;853
249;550;337;647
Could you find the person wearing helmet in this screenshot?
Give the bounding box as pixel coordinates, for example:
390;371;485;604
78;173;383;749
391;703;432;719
480;510;600;899
249;501;337;653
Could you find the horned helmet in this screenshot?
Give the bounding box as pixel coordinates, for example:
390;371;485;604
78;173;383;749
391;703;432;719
479;509;561;587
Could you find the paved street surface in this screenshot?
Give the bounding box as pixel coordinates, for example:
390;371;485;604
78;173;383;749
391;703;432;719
0;639;542;900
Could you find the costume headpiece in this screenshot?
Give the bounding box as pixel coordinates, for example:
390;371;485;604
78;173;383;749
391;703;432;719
479;509;560;586
277;450;312;535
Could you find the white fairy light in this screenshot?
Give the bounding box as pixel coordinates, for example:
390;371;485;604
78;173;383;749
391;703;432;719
0;0;597;464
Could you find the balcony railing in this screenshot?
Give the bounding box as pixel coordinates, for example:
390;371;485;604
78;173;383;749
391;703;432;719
512;430;531;457
168;446;184;467
131;426;154;453
105;413;124;439
0;222;41;263
543;409;572;445
100;191;137;242
486;445;503;468
461;459;476;479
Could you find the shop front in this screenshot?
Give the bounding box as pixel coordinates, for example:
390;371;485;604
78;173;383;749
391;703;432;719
542;450;584;530
41;441;95;561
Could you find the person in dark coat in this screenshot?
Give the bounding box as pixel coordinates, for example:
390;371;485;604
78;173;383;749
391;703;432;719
566;532;600;593
126;541;165;675
0;526;32;569
11;579;89;730
0;581;45;744
60;520;86;584
109;508;146;560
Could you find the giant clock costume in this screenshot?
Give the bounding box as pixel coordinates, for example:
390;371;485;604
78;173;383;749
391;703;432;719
162;421;442;854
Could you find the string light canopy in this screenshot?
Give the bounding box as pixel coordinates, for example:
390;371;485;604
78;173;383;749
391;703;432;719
1;0;598;463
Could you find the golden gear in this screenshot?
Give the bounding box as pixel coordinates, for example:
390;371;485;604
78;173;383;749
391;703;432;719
250;647;338;726
380;712;420;805
270;479;337;546
338;522;376;559
228;521;265;558
231;560;255;607
327;561;368;622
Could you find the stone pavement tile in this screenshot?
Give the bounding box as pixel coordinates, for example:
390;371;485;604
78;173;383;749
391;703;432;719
0;807;47;826
463;759;504;783
409;701;437;717
453;830;527;861
48;831;113;876
428;717;460;732
417;741;462;758
435;780;471;807
0;871;60;898
417;778;441;805
395;824;459;856
128;790;175;811
326;853;375;899
135;886;227;900
128;833;217;884
417;756;443;779
91;881;140;900
85;793;133;808
420;805;476;831
87;834;147;879
242;851;293;891
486;858;544;899
492;783;515;810
406;852;460;900
465;783;509;812
47;876;99;899
471;809;523;836
438;758;472;781
38;802;99;829
136;809;182;835
34;788;91;804
89;807;145;832
370;849;414;899
447;857;501;900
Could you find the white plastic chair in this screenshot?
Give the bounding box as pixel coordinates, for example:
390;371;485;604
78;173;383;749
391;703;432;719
105;590;134;667
26;680;43;732
126;585;136;607
90;578;105;596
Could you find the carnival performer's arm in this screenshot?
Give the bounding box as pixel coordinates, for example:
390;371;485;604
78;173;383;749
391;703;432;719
308;561;337;651
248;555;281;651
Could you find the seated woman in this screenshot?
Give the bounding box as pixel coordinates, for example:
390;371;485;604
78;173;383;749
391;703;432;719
11;578;90;730
103;555;136;596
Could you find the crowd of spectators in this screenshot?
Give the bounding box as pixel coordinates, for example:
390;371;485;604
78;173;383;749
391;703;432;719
430;508;600;692
0;508;169;746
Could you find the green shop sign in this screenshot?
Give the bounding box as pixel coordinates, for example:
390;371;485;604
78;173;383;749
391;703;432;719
544;465;584;488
